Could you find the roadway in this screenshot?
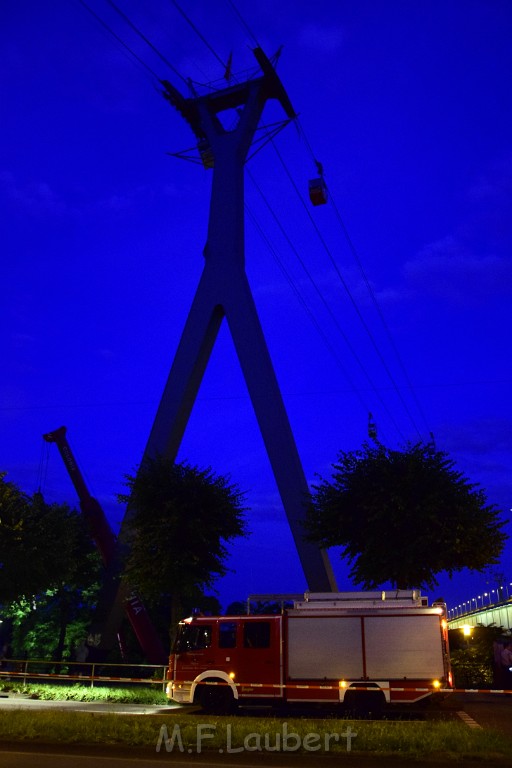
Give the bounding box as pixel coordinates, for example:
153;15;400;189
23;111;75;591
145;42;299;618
455;692;512;738
3;744;506;768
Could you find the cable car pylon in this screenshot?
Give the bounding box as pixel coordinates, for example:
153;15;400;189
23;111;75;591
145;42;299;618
150;47;336;592
97;47;336;656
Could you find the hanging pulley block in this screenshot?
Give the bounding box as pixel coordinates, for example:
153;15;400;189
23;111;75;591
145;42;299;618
308;176;328;206
198;139;214;169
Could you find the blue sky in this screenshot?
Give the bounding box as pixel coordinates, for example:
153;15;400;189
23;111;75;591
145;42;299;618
2;0;511;612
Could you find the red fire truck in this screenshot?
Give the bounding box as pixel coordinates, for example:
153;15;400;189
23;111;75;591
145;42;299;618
166;590;452;713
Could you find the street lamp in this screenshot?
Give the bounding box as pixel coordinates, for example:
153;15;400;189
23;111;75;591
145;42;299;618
462;625;472;649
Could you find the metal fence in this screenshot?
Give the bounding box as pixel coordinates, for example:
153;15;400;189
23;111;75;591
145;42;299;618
0;658;167;689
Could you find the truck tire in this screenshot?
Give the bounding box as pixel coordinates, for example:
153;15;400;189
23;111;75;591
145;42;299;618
343;689;385;718
199;682;237;715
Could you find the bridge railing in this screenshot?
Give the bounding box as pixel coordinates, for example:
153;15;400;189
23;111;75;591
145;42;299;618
448;592;512;621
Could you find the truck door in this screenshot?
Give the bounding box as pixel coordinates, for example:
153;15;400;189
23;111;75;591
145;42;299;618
174;621;215;679
234;618;281;698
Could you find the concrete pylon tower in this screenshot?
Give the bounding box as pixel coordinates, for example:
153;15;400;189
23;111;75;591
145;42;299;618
146;48;336;592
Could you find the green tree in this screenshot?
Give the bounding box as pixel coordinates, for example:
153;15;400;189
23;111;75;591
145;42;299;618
449;625;505;688
307;442;507;590
0;473;102;659
5;565;101;663
118;456;247;637
25;496;102;662
0;472;39;602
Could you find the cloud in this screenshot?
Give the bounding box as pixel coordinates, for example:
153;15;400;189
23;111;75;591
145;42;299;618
467;153;512;204
372;157;512;310
403;236;512;305
96;193;134;213
0;170;165;220
90;184;163;214
11;333;35;345
0;171;65;216
97;348;115;360
298;24;344;54
435;418;512;507
463;156;512;249
439;417;512;457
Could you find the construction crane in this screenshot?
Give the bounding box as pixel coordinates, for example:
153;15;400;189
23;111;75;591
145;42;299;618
43;426;167;664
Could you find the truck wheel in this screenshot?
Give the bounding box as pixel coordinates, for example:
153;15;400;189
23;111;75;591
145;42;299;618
199;683;236;715
343;689;385;718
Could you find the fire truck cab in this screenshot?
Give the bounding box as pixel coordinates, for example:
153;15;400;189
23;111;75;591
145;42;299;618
166;590;452;713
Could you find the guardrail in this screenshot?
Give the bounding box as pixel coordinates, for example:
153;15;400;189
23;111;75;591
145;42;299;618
0;659;167;689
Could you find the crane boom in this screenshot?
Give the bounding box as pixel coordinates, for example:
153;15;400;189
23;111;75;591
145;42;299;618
43;427;167;664
43;426;116;565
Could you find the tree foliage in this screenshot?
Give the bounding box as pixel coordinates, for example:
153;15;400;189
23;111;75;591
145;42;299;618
307;442;507;590
118;456;247;627
5;570;101;662
449;626;505;688
0;472;102;658
0;472;36;602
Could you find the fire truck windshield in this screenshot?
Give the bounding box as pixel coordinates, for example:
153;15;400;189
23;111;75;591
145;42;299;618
174;623;212;652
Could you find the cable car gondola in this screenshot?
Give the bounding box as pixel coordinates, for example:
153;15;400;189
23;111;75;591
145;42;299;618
308;160;327;205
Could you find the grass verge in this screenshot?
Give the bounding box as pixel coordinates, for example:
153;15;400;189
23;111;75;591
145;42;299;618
0;682;166;705
0;709;511;760
1;684;511;760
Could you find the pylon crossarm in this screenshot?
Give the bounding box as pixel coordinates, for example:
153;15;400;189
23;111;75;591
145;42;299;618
253;47;296;119
162;46;295;144
161;79;205;141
